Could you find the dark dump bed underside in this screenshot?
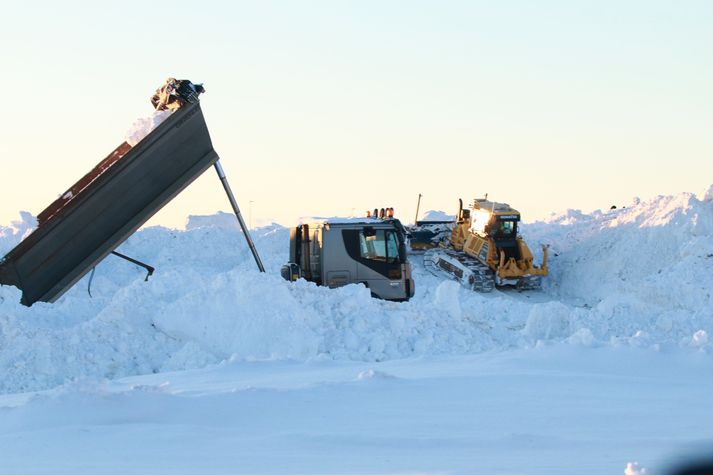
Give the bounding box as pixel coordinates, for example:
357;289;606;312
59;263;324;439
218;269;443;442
0;102;219;306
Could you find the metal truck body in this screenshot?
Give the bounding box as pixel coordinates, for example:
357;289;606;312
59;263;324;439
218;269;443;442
282;218;415;301
0;79;264;307
0;101;220;306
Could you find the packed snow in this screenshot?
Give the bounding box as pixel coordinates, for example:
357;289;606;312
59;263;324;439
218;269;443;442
420;209;455;221
1;187;712;474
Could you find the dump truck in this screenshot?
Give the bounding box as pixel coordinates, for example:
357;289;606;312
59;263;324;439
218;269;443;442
423;198;547;291
281;214;415;301
0;78;263;306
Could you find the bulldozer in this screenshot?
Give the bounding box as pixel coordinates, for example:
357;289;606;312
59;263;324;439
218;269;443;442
423;197;547;291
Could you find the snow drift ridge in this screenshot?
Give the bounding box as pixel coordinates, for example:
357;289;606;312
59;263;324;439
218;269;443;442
0;187;712;394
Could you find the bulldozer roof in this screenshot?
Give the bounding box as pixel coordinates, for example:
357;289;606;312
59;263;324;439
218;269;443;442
472;198;520;217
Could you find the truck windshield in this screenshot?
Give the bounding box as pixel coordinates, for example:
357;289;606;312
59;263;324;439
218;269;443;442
359;230;400;264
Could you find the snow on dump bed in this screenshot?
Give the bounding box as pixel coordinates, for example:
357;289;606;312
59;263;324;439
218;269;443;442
124;110;173;146
1;187;712;394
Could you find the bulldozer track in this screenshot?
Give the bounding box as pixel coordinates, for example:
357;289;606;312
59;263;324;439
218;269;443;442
423;249;496;292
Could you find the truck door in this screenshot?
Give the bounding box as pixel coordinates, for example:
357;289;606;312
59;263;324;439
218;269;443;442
341;228;407;300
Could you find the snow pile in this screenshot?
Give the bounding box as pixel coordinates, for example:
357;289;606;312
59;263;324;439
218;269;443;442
523;191;713;347
1;187;712;394
186;211;240;230
420;210;455;221
524;302;572;342
0;211;36;256
125;110;173;146
624;462;650;475
700;184;713;202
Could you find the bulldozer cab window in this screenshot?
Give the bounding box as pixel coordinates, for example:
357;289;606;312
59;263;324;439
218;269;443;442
359;230;400;264
470;210;491;235
495;220;516;237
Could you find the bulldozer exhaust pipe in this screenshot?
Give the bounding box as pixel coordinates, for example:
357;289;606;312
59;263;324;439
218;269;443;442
214;161;265;273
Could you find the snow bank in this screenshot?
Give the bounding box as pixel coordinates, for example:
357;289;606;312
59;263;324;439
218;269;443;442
421;210;455;221
624;462;650;475
1;187;712;394
523;191;713;347
0;211;36;256
186;211;240;230
700;184;713;203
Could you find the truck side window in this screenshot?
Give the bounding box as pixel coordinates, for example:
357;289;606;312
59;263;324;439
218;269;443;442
386;231;399;262
359;230;400;263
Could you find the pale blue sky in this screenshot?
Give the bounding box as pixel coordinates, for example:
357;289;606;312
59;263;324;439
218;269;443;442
1;1;711;228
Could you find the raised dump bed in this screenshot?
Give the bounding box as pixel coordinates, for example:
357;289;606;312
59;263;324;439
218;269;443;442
0;101;219;306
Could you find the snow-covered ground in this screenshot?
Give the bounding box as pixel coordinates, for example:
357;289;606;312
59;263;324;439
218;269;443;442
1;347;711;475
1;186;712;474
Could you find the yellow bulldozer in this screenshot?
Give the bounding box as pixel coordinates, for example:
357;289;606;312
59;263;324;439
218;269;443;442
423;197;548;291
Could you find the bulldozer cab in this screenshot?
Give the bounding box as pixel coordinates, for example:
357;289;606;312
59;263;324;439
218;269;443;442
488;215;521;261
469;200;522;261
470;199;520;235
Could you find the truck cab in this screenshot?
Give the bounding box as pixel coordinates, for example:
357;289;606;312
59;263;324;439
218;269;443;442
281;217;415;301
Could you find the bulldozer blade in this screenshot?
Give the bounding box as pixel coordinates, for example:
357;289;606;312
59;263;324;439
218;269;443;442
0;101;219;306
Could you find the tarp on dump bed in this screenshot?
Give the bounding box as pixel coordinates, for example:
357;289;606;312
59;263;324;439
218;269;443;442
0;102;219;306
